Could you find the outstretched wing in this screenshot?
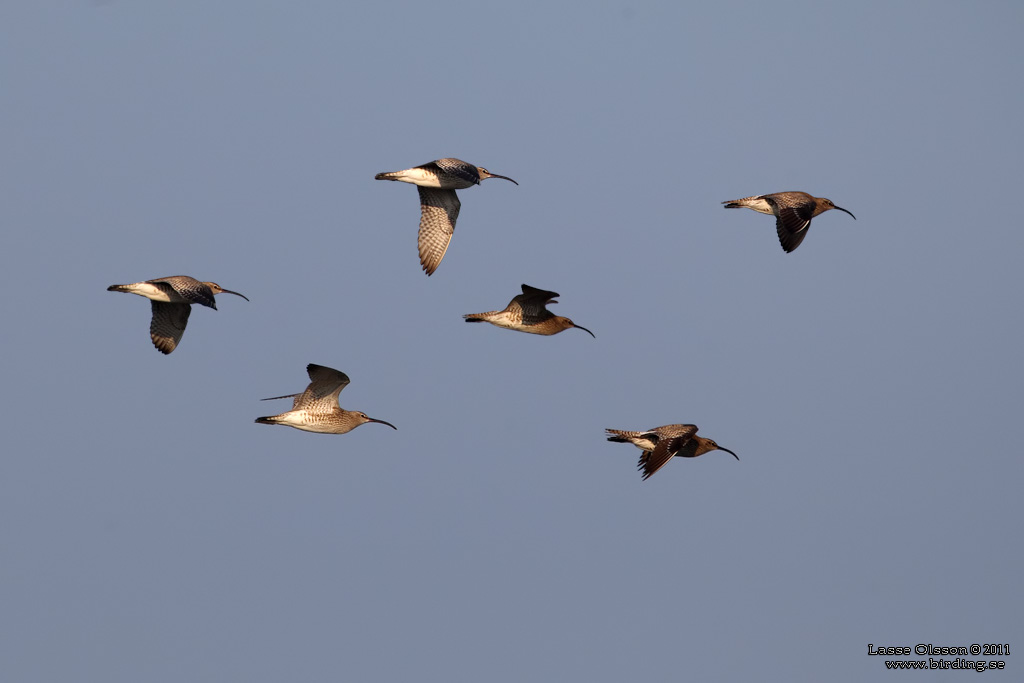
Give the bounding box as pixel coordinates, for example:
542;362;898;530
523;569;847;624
765;197;815;253
417;187;461;275
513;284;560;325
149;302;191;354
292;364;351;411
639;425;698;480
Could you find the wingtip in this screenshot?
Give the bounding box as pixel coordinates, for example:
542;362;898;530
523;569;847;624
151;341;174;355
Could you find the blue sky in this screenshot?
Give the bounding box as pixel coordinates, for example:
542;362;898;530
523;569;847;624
1;2;1022;681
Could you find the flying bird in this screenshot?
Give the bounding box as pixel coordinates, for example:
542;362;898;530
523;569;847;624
255;363;397;434
107;275;248;354
375;158;517;275
723;191;855;252
464;284;594;338
606;424;737;480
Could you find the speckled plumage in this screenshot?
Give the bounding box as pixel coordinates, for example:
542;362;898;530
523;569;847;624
254;363;397;434
375;158;517;275
107;275;248;354
606;424;738;480
464;284;595;337
723;191;855;252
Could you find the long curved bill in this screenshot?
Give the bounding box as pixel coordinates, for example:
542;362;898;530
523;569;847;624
834;206;856;220
487;172;518;185
221;288;250;301
367;417;398;430
720;447;739;461
574;323;596;338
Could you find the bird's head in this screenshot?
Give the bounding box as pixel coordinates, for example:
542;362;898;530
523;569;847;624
206;282;250;301
560;317;595;338
477;167;519;185
822;199;856;220
705;439;739;460
357;412;397;430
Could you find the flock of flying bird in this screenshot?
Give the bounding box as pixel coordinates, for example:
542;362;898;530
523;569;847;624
107;157;856;480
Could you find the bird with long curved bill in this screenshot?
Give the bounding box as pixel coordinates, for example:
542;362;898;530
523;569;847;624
375;157;517;275
606;424;737;480
463;284;595;338
723;191;855;252
255;364;397;435
107;275;248;354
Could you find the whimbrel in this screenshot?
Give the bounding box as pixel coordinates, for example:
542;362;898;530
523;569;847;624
722;192;855;252
464;284;595;337
606;424;738;480
255;363;397;434
107;275;248;354
375;158;518;275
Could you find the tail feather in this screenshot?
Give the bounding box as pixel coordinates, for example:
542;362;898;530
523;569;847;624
605;429;633;443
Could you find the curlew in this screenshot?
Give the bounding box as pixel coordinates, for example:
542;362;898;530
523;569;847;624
255;363;397;434
107;275;248;354
722;191;855;252
464;284;594;337
606;424;737;480
375;158;518;275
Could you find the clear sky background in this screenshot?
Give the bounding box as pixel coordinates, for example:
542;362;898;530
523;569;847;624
2;2;1022;681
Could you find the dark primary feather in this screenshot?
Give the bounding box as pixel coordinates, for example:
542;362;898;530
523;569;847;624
519;284;559;302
